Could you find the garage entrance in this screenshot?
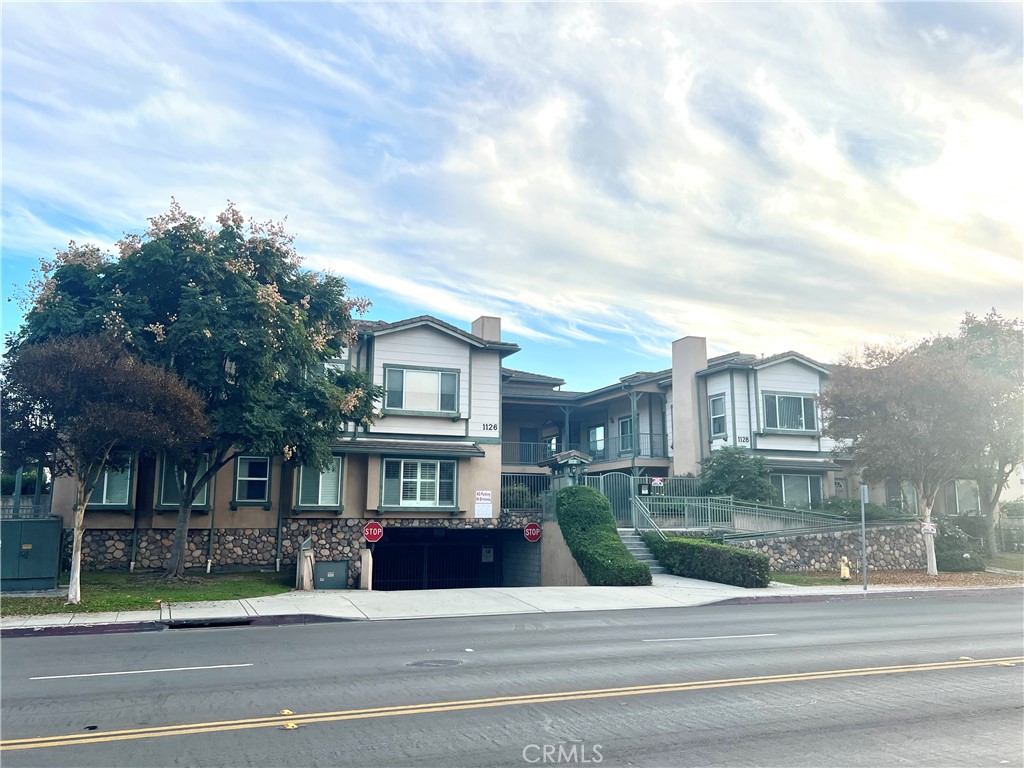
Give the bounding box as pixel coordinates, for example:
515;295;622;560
371;527;539;591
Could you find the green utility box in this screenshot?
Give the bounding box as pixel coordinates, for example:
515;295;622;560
1;518;62;592
313;560;349;590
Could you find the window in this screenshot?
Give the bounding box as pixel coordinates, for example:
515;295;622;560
944;479;980;515
298;457;343;508
618;417;634;454
708;395;726;437
587;426;605;458
770;474;823;509
160;455;210;508
384;368;458;413
235;456;270;503
382;459;456;508
763;393;816;431
89;455;133;506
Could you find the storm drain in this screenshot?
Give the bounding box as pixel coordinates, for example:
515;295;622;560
406;659;463;668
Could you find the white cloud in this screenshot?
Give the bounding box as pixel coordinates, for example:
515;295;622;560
1;2;1020;387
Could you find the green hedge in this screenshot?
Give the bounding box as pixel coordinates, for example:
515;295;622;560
555;485;651;586
642;533;770;588
935;524;986;571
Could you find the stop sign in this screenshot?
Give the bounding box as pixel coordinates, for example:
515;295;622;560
524;522;542;543
363;521;384;543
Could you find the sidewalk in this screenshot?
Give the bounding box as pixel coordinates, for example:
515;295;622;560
3;574;1020;634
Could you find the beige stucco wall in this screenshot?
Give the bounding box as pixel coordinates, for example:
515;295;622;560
363;445;502;520
540;520;589;586
670;336;708;476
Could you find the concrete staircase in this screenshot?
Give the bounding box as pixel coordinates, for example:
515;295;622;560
618;529;666;575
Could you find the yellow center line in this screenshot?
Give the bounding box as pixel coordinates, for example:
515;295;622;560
3;656;1020;752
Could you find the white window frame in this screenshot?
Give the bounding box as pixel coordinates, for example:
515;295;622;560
708;395;726;438
381;458;457;509
618;417;634;454
770;474;823;509
297;456;343;508
88;454;133;507
762;392;817;432
383;367;459;414
159;454;210;509
234;456;271;504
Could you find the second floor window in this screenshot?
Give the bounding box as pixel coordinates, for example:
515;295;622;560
384;368;458;413
619;417;634;453
763;393;816;431
235;456;270;503
708;395;726;437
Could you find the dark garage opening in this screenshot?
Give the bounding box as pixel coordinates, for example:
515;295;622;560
371;527;539;591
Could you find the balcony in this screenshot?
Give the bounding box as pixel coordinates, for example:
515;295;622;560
501;433;669;467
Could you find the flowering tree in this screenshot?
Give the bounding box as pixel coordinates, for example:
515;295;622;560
14;202;381;577
1;337;208;603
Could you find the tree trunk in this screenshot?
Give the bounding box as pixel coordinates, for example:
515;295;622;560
66;485;87;605
921;499;938;577
164;499;193;578
978;480;1001;556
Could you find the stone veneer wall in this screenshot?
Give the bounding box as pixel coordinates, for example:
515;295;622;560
730;524;926;572
73;510;541;588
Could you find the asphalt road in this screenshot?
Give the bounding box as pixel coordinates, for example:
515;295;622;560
2;590;1022;768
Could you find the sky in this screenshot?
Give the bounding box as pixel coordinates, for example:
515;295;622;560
2;2;1021;391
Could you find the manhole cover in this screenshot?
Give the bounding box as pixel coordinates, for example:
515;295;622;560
406;659;463;668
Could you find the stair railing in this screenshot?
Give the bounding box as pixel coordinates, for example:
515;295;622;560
633;497;666;541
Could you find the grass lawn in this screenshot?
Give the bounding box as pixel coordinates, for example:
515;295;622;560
987;551;1024;571
0;570;294;616
770;573;848;586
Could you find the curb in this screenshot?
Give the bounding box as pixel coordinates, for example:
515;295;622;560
0;613;358;638
709;585;1023;606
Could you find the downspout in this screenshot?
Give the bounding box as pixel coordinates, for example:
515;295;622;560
206;471;217;574
629;389;639;478
129;503;139;572
275;466;285;573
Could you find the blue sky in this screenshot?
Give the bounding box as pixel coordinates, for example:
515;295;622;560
2;3;1021;390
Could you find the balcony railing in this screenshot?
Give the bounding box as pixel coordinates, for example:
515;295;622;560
501;433;669;466
500;473;551;510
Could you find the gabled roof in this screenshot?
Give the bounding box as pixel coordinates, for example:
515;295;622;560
698;350;829;377
501;367;566;387
355;316;520;357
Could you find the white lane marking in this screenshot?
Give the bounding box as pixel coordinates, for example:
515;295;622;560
31;663;253;680
642;633;778;643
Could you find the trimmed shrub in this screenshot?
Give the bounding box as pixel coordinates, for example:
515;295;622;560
642;533;770;588
935;523;986;572
501;484;537;510
817;497;893;521
556;485;651;586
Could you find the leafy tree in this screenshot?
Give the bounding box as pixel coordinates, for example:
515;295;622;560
1;469;50;497
820;341;995;575
698;447;778;504
1;337;208;604
13;201;381;577
947;311;1023;555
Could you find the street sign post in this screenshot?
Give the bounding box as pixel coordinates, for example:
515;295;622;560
524;522;542;543
363;521;383;543
860;484;869;592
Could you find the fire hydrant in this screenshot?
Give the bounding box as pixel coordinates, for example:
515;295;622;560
839;556;851;581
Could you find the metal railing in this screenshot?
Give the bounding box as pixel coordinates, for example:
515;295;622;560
0;503;54;520
501;434;670;466
633;497;666;540
500;473;551;510
642;495;877;535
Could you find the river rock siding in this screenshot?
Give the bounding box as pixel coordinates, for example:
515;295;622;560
731;524;926;572
71;510;541;587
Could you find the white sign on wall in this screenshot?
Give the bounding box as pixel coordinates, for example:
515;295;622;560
474;490;493;518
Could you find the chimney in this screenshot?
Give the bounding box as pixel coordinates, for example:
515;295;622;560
472;316;501;342
671;336;708;476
